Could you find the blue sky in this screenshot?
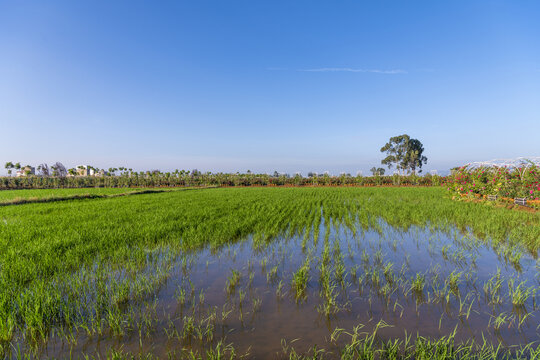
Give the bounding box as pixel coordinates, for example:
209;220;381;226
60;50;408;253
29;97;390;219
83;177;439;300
1;1;539;175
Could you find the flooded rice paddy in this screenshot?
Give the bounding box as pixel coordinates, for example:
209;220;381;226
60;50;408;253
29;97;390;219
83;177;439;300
17;221;539;359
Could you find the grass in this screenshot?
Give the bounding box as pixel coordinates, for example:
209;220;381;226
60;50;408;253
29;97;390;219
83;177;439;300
0;186;539;357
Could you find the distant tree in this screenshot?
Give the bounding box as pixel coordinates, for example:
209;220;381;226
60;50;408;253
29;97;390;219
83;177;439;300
380;134;427;174
4;162;14;176
370;167;385;176
51;162;67;177
38;163;50;177
273;171;279;177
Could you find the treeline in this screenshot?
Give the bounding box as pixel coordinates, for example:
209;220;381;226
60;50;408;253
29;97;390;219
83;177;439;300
0;172;447;190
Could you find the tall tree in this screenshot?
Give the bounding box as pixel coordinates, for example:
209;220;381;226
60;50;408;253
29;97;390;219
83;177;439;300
380;134;427;174
404;138;428;174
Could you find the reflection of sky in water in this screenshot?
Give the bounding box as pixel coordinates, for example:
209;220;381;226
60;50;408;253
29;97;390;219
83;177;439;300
38;222;540;359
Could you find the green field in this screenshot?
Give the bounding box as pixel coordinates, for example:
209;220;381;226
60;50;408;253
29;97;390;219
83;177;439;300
0;187;539;359
0;187;143;203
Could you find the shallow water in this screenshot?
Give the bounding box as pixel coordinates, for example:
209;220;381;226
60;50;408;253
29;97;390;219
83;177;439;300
18;221;540;358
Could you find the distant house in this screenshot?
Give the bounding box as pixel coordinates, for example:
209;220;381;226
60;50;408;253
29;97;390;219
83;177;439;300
15;166;35;177
76;165;95;176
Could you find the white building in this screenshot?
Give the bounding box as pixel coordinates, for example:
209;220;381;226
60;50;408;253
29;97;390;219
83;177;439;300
76;165;95;176
15;166;35;177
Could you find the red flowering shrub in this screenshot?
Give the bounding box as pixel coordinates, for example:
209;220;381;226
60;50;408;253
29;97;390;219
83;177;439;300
447;164;540;201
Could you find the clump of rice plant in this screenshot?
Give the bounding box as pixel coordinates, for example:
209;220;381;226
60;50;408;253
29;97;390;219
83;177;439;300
508;279;535;308
292;257;311;300
225;269;241;294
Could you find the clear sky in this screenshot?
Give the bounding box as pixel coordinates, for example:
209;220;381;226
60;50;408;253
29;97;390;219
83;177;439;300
1;1;539;175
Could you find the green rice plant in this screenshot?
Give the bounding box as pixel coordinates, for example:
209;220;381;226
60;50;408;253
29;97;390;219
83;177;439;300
276;280;285;300
410;273;426;295
489;311;511;331
383;262;394;284
350;265;359;281
221;306;232;322
508;279;535;308
457;293;475;320
238;289;246;307
483;269;503;305
225;269;241;294
441;244;450;260
334;261;346;286
292;257;310;300
370;270;381;288
379;283;395;302
198;289;205;306
266;266;278;284
181;315;195;341
361;249;370;266
373;249;384;267
251;298;262;313
260;258;267;272
444;270;462;296
509;249;523;270
175;287;186;306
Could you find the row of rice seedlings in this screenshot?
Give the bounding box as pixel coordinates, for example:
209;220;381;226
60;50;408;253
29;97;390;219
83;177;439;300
60;327;540;360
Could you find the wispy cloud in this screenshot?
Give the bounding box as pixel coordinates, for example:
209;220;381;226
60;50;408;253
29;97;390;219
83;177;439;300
298;67;407;74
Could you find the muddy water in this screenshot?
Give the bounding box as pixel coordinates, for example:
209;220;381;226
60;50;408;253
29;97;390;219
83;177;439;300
34;223;540;358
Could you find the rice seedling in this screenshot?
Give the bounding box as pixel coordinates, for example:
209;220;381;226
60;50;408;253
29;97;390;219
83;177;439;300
238;289;246;308
508;279;535;308
175;287;187;306
445;270;462;296
251;298;262;313
198;289;205;306
410;273;426;296
350;265;359;281
276;280;285;300
383;262;394;284
266;265;279;284
489;311;511;332
292;257;311;300
225;270;241;294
